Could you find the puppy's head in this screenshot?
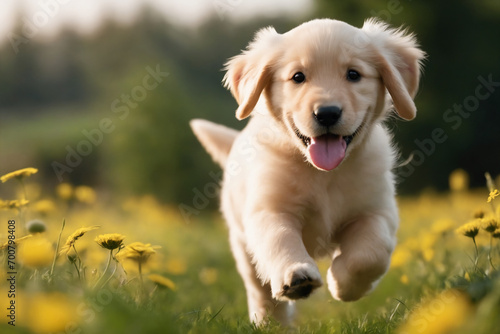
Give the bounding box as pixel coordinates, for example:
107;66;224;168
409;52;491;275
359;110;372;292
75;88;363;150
224;19;425;171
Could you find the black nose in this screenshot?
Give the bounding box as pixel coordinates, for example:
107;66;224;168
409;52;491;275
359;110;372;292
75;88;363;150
314;106;342;127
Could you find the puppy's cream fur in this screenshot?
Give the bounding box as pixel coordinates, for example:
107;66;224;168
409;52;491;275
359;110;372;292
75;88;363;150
190;18;424;325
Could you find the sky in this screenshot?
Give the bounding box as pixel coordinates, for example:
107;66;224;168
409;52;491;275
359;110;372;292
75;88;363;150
0;0;312;42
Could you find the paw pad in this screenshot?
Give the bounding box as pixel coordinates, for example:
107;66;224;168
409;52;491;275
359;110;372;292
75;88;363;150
281;275;321;300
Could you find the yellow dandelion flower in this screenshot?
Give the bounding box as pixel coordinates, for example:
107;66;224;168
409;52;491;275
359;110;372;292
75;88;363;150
199;267;218;286
56;183;73;200
464;272;471;281
117;242;160;264
18;235;53;268
481;216;499;233
148;274;177;290
400;274;409;285
449;168;469;191
456;219;481;238
487;189;499;203
396;289;473;334
492;229;500;239
0;199;29;210
0;234;33;250
0;199;12;209
0;167;38;183
95;233;125;250
27;292;79;334
74;185;96;204
390;246;412;268
33;199;57;215
59;225;100;254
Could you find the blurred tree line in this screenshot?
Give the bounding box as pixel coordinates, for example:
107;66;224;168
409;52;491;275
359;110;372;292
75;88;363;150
0;1;499;206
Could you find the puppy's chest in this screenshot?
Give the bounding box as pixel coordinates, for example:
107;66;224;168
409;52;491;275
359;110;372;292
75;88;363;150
298;173;371;254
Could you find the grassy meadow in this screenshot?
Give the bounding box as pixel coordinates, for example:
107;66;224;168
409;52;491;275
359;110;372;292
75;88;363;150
1;2;499;333
1;168;500;334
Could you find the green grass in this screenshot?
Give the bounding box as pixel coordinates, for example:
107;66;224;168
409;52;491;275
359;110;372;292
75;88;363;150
2;183;500;333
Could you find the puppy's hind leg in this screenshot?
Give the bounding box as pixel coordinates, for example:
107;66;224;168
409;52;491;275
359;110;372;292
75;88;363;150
229;232;294;325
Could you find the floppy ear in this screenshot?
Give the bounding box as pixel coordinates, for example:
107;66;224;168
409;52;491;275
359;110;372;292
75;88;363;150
223;27;280;120
363;19;425;120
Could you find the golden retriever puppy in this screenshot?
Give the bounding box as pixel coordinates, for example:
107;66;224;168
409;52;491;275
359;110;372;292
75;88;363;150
190;18;424;325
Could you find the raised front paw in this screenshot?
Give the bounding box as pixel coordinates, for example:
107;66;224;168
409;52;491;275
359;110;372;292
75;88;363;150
327;251;389;302
272;262;323;301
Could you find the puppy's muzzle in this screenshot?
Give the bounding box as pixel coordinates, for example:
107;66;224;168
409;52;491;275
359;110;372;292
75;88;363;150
295;105;358;171
314;106;342;127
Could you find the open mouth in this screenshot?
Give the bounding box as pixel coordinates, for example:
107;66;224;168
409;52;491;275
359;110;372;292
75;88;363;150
293;126;358;171
294;129;356;148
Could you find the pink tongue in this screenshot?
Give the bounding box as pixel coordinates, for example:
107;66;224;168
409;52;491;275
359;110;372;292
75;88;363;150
308;134;346;171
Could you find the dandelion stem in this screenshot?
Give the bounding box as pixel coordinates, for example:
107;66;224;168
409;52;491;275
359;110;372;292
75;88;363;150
138;260;145;304
17;179;28;234
49;219;66;283
101;257;119;288
472;236;479;272
18;178;28;201
72;244;83;282
138;260;143;287
93;249;113;289
73;245;81;267
72;260;81;281
488;235;496;272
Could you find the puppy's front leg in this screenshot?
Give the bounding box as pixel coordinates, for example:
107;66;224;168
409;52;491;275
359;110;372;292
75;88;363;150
228;231;295;325
327;214;397;302
245;212;323;301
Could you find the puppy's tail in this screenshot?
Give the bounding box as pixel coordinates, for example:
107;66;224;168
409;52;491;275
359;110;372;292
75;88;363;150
190;119;239;168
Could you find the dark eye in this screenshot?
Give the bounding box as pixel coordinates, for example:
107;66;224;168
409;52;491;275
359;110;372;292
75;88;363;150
292;72;306;83
346;69;361;82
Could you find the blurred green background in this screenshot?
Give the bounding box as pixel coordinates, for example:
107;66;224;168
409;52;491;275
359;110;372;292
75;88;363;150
1;0;499;206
